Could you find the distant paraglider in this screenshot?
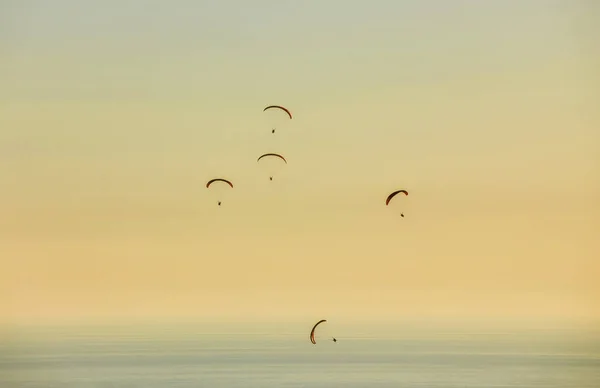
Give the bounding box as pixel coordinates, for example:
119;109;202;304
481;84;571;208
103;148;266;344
309;319;327;344
206;178;233;206
263;105;292;134
257;153;287;164
263;105;292;119
206;178;233;189
386;189;408;217
257;153;287;181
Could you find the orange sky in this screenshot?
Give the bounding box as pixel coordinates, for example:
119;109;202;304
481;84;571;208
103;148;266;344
1;1;598;325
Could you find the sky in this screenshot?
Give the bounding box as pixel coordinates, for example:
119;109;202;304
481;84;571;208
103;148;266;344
0;0;598;325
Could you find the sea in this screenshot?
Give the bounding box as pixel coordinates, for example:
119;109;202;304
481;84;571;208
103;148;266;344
1;321;598;387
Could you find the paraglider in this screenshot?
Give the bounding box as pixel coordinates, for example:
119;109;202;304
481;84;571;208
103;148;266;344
263;105;292;134
386;189;408;217
257;153;287;164
309;319;327;344
257;153;287;181
206;178;233;206
263;105;292;119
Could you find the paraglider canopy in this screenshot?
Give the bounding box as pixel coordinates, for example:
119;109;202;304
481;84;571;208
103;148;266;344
309;319;327;344
206;178;234;189
257;153;287;164
263;105;292;119
385;190;408;205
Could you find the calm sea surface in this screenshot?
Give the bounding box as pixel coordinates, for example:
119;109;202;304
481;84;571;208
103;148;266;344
1;322;598;387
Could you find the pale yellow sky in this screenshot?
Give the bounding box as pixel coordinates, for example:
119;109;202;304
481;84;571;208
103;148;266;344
1;1;598;325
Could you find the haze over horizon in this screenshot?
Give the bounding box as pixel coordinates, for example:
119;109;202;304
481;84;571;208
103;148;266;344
1;1;598;326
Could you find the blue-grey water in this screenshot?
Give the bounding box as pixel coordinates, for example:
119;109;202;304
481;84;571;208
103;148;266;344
1;322;599;387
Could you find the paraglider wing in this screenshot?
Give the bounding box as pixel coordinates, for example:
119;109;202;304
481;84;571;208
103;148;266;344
257;153;288;164
206;178;234;189
310;319;327;344
263;105;292;120
385;190;408;206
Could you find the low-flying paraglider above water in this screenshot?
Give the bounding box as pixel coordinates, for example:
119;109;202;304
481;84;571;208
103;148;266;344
206;178;233;206
386;189;408;217
310;319;330;344
257;153;287;181
263;105;292;134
